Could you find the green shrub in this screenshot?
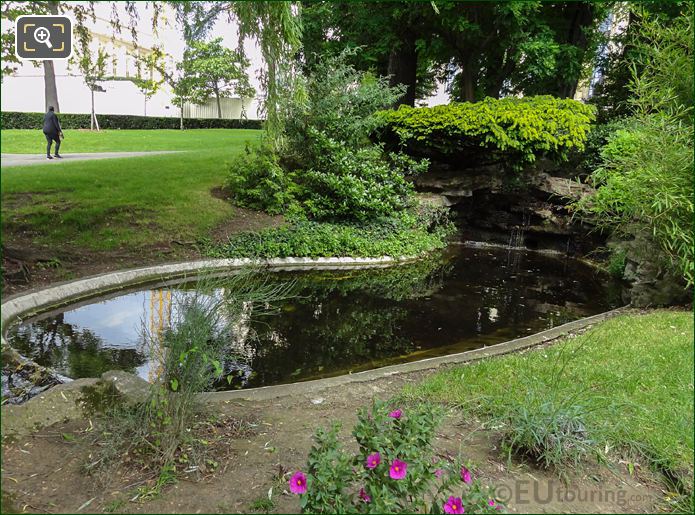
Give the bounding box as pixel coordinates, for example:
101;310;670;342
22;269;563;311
578;118;627;174
376;96;595;170
295;131;426;223
203;214;454;260
226;50;427;223
0;111;263;130
289;401;502;514
577;117;693;286
606;248;627;280
282;50;405;163
226;142;297;215
574;6;693;288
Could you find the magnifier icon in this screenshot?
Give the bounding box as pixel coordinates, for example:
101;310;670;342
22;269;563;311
34;26;52;49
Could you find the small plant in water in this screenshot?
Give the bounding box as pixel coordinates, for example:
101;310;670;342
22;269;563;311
289;400;503;513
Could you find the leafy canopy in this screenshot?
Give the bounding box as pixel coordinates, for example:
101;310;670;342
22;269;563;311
181;37;255;105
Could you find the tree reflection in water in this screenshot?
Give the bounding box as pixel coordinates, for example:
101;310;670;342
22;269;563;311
9;247;618;390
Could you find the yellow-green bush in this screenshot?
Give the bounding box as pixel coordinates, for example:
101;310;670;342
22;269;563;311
376;96;595;170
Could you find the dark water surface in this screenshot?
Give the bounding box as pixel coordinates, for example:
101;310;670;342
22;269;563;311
8;246;620;390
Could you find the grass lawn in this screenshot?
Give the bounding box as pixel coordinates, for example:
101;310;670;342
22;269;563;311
1;129;262;251
402;311;694;489
0;128;261;153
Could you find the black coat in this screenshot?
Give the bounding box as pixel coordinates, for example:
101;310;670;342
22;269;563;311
43;111;62;138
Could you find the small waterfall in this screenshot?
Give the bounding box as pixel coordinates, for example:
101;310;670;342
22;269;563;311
507;210;531;250
506;210;531;269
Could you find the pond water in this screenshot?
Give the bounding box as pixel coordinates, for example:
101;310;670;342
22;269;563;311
8;246;621;390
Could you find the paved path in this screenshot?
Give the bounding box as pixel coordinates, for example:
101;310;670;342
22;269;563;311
1;151;185;168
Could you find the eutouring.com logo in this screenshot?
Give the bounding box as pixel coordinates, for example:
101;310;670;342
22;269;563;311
494;480;656;508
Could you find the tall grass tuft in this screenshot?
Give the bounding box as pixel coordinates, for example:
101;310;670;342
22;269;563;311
81;269;295;492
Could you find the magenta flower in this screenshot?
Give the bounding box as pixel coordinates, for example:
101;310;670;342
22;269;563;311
289;471;307;494
434;468;444;478
443;496;465;514
461;466;472;484
389;459;408;480
359;488;371;503
488;499;496;507
388;409;402;419
365;452;381;469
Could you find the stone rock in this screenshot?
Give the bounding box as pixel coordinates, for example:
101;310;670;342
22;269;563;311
532;174;594;201
1;377;98;437
101;370;151;404
615;233;691;307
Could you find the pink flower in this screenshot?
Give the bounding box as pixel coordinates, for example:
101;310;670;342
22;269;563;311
434;468;444;478
359;488;371;503
289;471;307;494
443;496;465;514
388;409;402;419
365;452;381;469
389;459;408;480
461;466;472;484
488;499;496;507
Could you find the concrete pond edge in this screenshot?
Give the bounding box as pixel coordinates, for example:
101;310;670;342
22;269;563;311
202;306;626;402
0;255;625;436
1;255;423;335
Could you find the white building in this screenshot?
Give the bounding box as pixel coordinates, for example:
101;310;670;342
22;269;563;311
1;4;261;119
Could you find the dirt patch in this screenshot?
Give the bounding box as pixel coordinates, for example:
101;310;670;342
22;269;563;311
1;236;200;297
1;368;664;514
1;190;75;211
208;187;284;243
210;186;232;201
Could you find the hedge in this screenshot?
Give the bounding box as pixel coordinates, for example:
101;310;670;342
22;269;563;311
0;111;264;130
375;95;595;170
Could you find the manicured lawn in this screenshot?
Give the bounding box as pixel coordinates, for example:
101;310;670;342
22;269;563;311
1;128;260;153
402;311;694;484
1;129;262;251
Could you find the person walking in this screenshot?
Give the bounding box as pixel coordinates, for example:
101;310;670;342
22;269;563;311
43;106;63;159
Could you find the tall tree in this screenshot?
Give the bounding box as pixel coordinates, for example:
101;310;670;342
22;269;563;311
72;43;108;130
132;50;165;116
301;1;437;106
181;38;254;118
301;1;607;103
2;1;144;110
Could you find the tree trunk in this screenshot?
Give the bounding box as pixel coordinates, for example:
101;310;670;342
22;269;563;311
43;1;60;112
215;90;222;118
556;2;595;98
144;97;147;116
90;88;95;130
387;32;418;107
180;101;184;130
43;61;60;112
458;64;475;102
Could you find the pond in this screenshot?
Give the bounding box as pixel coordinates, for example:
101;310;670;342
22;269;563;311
7;246;621;390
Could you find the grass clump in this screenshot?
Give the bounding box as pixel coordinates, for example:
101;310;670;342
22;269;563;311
496;388;595;477
401;311;694;493
80;271;294;496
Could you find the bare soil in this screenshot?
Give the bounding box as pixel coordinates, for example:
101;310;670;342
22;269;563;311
1;368;664;514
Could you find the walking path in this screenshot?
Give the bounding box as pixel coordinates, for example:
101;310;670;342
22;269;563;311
0;151;185;168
